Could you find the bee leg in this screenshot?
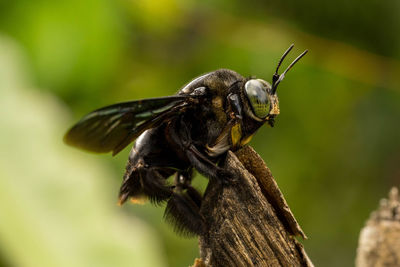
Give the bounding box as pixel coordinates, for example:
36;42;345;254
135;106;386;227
170;118;233;183
119;158;173;205
174;169;202;208
185;144;234;184
141;167;174;204
173;169;192;189
164;170;205;236
119;159;144;205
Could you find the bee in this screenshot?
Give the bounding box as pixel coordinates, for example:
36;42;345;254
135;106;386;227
64;44;307;236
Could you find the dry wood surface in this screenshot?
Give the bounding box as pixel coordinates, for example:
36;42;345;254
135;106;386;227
195;146;313;267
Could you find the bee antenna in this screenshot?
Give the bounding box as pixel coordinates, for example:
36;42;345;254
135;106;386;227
271;45;308;94
272;44;294;83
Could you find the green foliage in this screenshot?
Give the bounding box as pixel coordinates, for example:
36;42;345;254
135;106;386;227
0;37;167;267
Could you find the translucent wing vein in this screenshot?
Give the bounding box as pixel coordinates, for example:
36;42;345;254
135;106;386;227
64;96;189;155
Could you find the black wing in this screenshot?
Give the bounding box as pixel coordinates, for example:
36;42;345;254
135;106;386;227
64;95;192;156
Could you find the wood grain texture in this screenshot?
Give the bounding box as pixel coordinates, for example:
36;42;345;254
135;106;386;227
198;146;312;267
356;187;400;267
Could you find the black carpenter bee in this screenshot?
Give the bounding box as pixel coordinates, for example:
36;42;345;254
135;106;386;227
64;44;307;236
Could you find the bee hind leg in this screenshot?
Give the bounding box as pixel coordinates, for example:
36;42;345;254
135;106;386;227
119;158;174;205
141;167;174;204
164;170;205;236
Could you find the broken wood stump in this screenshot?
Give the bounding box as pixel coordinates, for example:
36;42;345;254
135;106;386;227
196;146;313;267
356;187;400;267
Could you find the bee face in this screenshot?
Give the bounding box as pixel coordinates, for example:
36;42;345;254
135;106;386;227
242;44;308;123
243;79;279;121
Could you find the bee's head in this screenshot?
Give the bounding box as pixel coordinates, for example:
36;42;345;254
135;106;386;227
243;44;308;126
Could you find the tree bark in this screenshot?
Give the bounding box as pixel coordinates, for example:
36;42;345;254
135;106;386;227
197;146;313;267
356;187;400;267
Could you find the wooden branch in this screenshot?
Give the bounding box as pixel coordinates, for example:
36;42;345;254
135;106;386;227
196;146;313;267
356;187;400;267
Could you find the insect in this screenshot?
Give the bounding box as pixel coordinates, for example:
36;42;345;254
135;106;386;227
64;44;307;236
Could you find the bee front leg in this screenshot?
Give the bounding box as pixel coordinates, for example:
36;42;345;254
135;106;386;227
169;118;234;184
185;144;236;184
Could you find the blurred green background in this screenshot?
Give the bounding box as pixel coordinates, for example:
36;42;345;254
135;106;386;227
0;0;399;266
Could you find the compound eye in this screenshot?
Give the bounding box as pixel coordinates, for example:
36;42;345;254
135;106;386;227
244;79;270;119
